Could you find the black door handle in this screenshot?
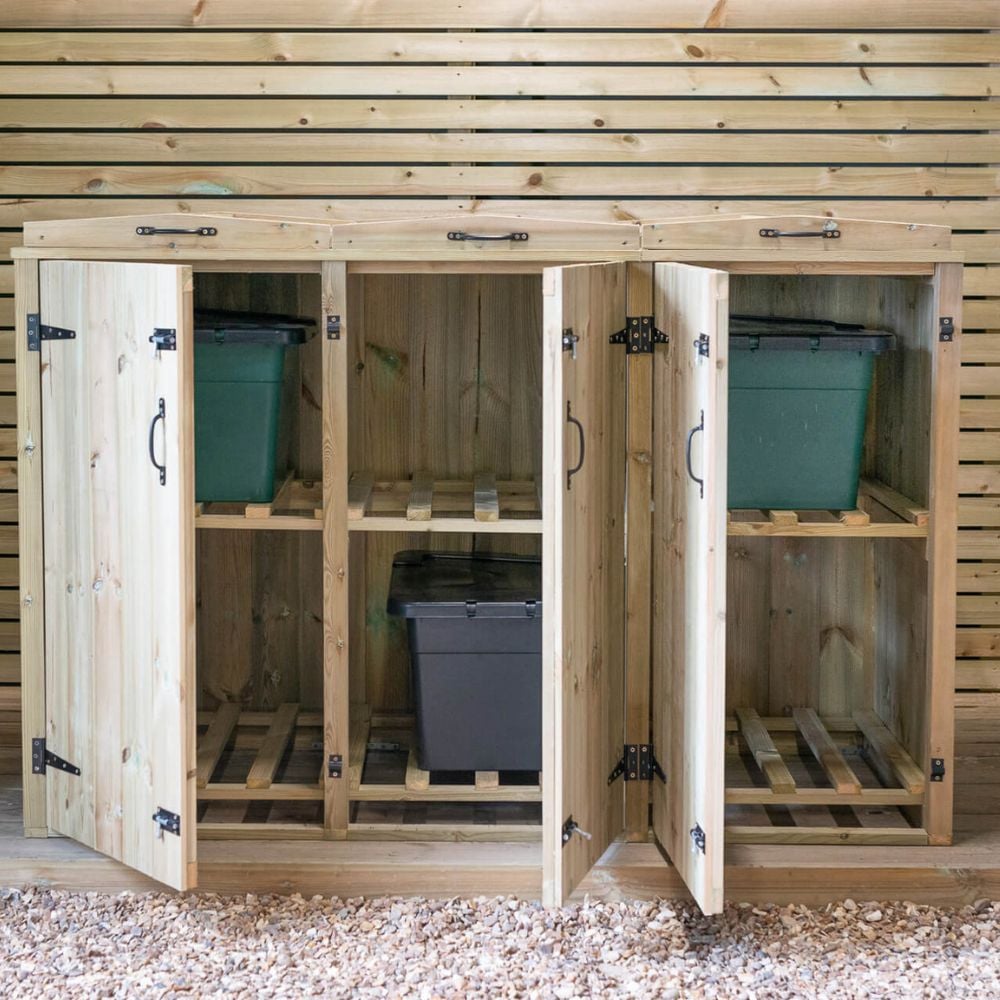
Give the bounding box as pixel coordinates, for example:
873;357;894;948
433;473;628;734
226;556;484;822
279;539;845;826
447;231;529;242
759;227;840;240
148;398;166;486
566;401;585;491
686;409;705;499
136;226;218;237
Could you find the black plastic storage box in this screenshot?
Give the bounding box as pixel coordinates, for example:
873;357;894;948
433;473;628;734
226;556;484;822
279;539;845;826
386;551;542;772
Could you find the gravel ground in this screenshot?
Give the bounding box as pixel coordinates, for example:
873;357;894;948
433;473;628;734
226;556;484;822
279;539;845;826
1;889;999;998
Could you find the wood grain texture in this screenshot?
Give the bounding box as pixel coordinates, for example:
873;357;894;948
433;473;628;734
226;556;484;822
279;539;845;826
5;1;998;29
39;260;196;890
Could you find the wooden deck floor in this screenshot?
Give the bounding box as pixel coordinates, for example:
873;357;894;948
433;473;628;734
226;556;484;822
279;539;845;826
4;778;1000;905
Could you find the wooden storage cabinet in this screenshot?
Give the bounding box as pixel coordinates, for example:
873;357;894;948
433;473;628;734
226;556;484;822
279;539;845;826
14;212;961;915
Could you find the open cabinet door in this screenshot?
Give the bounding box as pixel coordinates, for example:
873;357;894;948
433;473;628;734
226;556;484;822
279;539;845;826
542;263;627;904
38;260;196;890
651;263;728;915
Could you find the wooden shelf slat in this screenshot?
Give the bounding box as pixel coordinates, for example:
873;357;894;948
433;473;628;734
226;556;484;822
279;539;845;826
728;479;926;537
473;472;500;522
725;787;922;807
195;703;241;789
854;709;926;796
196;477;323;531
792;707;863;795
404;746;431;792
406;472;434;522
735;707;797;794
245;703;299;790
198;783;323;801
859;477;930;527
349;473;542;533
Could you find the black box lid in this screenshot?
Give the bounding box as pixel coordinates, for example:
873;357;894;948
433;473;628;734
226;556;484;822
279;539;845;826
194;308;316;346
387;550;542;619
729;315;895;353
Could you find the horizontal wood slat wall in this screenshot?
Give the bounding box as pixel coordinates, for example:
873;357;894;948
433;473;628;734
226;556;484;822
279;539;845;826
0;7;997;803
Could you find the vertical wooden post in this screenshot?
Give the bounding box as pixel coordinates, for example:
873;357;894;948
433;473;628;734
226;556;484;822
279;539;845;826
925;261;962;844
322;261;350;839
15;256;47;837
625;261;654;840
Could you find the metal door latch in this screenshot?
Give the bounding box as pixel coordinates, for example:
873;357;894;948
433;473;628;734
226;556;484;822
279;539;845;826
152;807;181;838
562;328;579;359
690;824;706;854
561;816;593;847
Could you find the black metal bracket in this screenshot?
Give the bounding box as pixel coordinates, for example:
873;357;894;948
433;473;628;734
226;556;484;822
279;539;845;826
149;328;177;352
930;758;946;783
152;807;181;837
31;738;80;776
690;824;706;854
27;314;75;353
610;316;667;355
327;315;341;340
328;754;343;779
939;317;955;343
694;333;711;359
608;744;666;785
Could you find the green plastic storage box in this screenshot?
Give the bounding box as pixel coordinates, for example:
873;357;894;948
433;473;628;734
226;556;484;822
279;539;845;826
727;316;895;510
194;310;315;503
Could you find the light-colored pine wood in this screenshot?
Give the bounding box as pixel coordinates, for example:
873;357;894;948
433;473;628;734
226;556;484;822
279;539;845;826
405;472;434;521
651;262;729;916
858;477;930;527
8;1;998;29
623;262;654;841
727;787;923;807
245;703;299;790
198;782;322;801
4;31;998;65
726;826;929;846
195;703;241;789
347;473;375;520
542;262;627;905
321;261;350;840
15;257;45;836
854;709;926;796
404;747;431;792
475;771;500;790
735;708;796;794
792;707;863;795
472;472;499;522
40;259;196;890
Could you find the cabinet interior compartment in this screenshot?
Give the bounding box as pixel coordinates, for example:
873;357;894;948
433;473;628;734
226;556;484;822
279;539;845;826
723;273;938;845
191;272;328;838
345;272;544;837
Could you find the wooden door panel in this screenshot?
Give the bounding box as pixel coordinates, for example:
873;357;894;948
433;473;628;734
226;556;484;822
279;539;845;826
651;262;728;915
542;261;627;903
40;260;196;890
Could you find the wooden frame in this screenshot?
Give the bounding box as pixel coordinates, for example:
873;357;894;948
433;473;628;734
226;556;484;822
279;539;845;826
13;211;961;912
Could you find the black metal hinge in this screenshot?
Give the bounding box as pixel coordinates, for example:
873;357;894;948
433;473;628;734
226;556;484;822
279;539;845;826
608;744;666;785
327;315;341;340
694;333;711;358
610;316;667;355
31;738;80;776
328;754;343;779
27;314;76;353
939;317;955;343
930;758;946;782
149;328;177;352
152;807;181;837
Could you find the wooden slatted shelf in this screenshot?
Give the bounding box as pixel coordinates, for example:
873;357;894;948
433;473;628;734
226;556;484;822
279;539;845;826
726;478;929;537
347;472;542;534
196;704;324;803
724;709;929;845
351;712;542;803
196;475;323;531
